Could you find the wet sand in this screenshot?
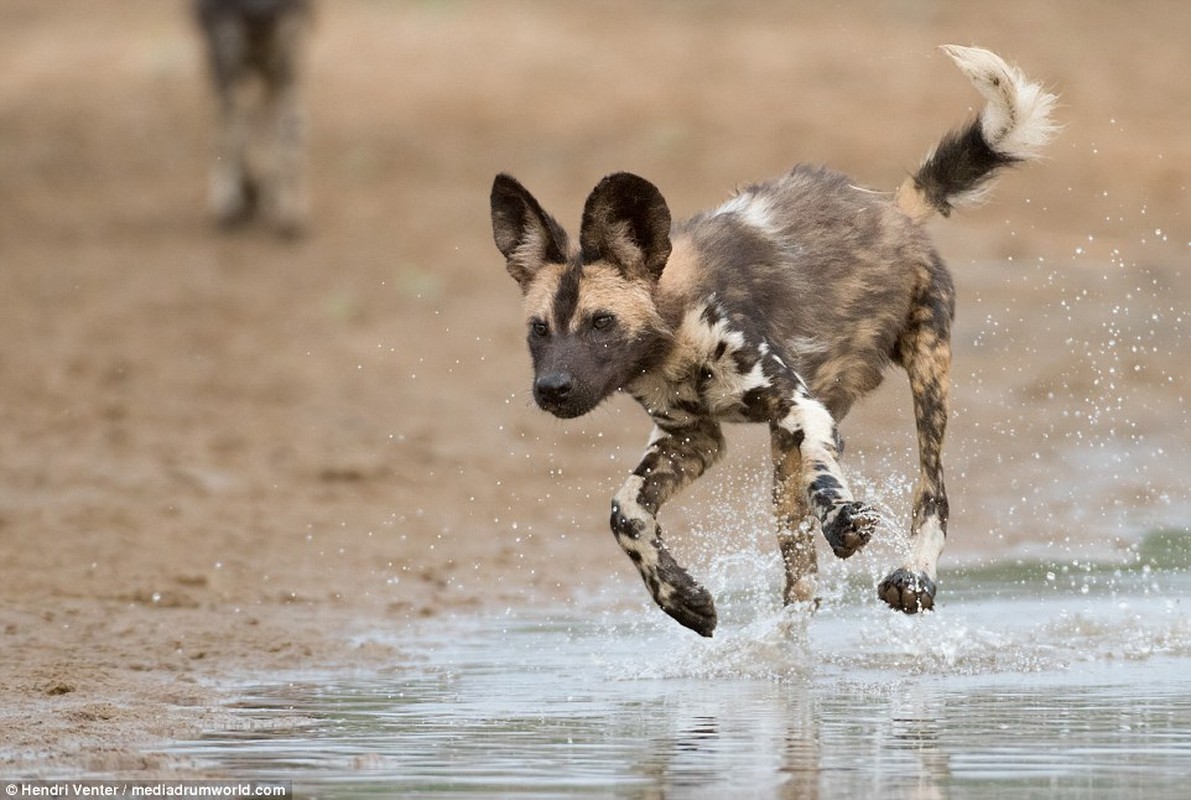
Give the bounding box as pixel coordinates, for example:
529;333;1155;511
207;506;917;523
1;0;1188;777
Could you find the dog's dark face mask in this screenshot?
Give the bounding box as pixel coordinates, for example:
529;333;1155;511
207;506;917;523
491;172;674;419
524;276;669;418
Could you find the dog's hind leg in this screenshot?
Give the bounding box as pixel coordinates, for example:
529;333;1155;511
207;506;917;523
260;8;311;237
880;276;954;613
611;421;724;637
201;14;255;228
771;439;818;605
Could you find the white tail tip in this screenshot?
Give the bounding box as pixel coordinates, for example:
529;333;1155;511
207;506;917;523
940;44;1059;162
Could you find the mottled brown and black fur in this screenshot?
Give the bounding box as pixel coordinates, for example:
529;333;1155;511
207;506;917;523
195;0;312;236
491;46;1056;636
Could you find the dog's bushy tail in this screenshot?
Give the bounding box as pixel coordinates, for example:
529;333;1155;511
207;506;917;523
896;45;1058;223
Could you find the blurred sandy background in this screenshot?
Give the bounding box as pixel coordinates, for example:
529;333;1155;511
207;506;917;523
1;0;1187;776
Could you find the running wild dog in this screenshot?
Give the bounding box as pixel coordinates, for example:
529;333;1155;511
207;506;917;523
491;46;1057;636
195;0;312;236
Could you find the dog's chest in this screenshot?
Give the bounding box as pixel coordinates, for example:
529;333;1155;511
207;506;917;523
628;301;776;426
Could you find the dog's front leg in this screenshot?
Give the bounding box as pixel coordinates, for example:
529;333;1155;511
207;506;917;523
771;392;878;561
611;420;724;637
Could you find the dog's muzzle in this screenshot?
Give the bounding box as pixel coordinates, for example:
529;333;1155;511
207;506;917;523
534;371;588;418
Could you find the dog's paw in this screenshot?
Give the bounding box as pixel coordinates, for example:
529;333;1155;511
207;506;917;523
651;548;717;637
659;580;718;638
780;568;822;611
878;568;937;613
822;502;877;559
211;171;258;230
782;595;822;614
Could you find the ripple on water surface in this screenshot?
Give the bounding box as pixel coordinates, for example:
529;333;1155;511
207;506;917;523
171;537;1191;799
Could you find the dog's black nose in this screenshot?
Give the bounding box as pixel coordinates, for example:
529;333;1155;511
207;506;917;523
535;372;574;404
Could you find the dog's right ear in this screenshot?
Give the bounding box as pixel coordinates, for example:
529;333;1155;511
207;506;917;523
490;174;569;291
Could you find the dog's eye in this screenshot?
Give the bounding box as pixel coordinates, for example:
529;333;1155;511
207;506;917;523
530;320;549;337
592;314;615;331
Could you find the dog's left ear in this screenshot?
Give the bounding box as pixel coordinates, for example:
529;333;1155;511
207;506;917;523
579;172;672;282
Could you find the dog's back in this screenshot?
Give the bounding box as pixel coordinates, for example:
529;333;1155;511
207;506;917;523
668;165;944;420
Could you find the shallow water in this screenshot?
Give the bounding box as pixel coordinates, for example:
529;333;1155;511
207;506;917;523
171;541;1191;799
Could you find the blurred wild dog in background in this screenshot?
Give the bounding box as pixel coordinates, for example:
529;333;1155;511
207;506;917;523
195;0;312;237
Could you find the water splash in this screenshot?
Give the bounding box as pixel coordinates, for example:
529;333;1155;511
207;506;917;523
575;530;1191;689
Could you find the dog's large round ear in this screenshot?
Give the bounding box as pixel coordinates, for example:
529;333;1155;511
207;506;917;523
490;174;569;290
579;172;672;282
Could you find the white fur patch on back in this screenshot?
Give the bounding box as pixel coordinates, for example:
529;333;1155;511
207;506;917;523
790;335;830;359
712;192;778;235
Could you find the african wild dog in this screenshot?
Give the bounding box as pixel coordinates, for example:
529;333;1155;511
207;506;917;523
491;46;1057;636
195;0;312;237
